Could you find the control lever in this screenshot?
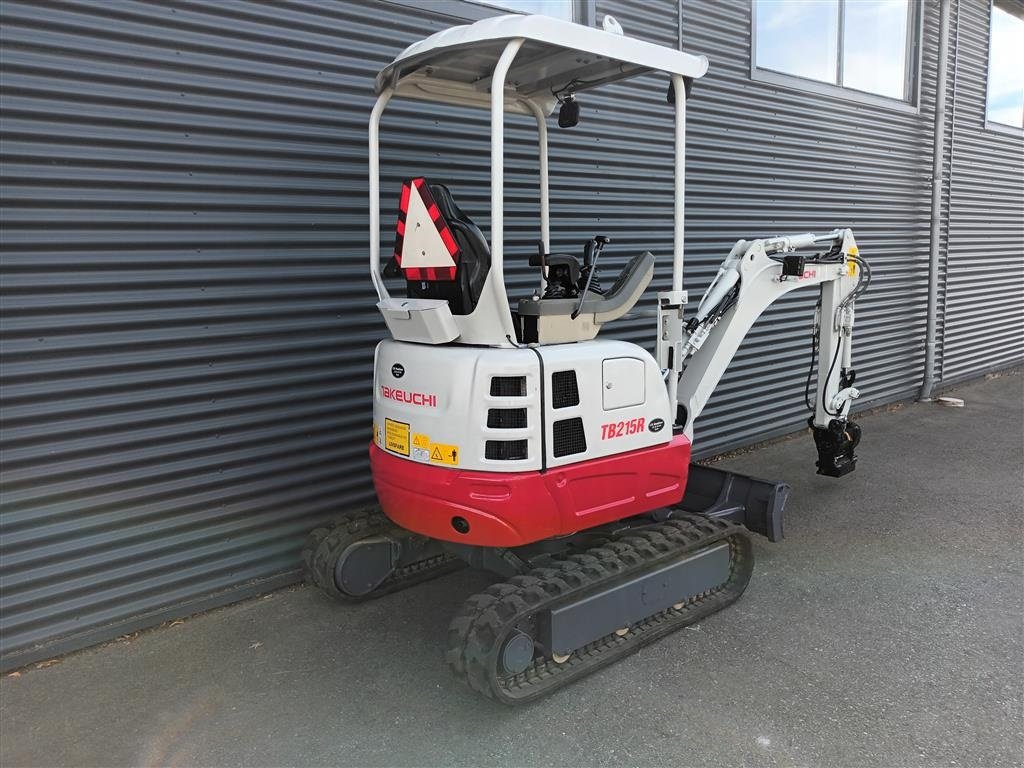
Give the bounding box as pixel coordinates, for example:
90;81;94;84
572;235;610;319
528;240;547;269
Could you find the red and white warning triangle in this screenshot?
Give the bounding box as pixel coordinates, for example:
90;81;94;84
394;178;460;281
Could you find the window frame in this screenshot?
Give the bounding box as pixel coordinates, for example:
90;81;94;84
984;0;1024;136
380;0;593;25
465;0;587;23
749;0;923;114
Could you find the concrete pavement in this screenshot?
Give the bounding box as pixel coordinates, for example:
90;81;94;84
2;372;1022;767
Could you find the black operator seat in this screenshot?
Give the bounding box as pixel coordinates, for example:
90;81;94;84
518;250;656;323
386;180;491;315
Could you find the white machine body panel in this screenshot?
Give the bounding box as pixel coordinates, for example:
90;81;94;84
373;340;542;471
602;357;646;410
372;339;672;474
539;341;671;470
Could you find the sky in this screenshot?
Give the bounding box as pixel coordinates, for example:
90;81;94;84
755;0;908;99
987;4;1024;128
756;0;841;83
754;0;1022;125
841;0;909;99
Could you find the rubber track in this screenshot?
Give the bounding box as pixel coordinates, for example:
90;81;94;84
445;514;753;704
301;506;462;602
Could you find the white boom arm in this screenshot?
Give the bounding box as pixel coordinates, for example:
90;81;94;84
657;228;865;474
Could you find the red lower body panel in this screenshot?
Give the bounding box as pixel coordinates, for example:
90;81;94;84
369;435;692;547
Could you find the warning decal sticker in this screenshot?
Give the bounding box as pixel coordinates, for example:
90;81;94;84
384;418;410;456
411;432;431;462
429;443;459;467
393;428;459;466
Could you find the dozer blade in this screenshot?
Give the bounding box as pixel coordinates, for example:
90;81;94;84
445;513;753;704
676;463;790;542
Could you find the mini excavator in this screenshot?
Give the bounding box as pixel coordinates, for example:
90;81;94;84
302;13;868;704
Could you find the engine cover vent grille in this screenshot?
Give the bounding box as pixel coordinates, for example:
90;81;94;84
487;408;527;429
553;418;587;457
485;439;528;461
490;376;526;397
551;371;580;409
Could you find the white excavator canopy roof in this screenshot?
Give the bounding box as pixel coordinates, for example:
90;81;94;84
374;14;709;115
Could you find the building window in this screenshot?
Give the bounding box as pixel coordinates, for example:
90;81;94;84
470;0;576;21
986;1;1024;130
753;0;917;104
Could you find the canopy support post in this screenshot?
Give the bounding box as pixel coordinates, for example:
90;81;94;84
664;73;689;411
524;99;550;289
368;87;394;302
489;39;525;294
670;73;687;296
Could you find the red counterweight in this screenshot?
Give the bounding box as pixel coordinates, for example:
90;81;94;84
370;435;692;547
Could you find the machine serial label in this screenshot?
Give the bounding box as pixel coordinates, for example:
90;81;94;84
411;432;431;462
381;385;437;408
384;418;410;456
601;417;646;440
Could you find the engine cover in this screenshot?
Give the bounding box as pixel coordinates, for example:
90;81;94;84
371;338;673;474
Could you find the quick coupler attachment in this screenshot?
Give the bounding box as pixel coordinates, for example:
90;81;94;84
810;417;861;477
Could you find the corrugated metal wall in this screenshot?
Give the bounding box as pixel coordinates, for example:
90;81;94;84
1;0;1020;669
942;0;1024;383
0;0;467;669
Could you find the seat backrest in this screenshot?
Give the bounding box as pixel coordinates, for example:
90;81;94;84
391;178;491;316
518;251;655;321
595;250;655;321
515;251;654;344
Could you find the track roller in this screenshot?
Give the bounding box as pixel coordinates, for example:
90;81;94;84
302;506;462;602
445;514;753;704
